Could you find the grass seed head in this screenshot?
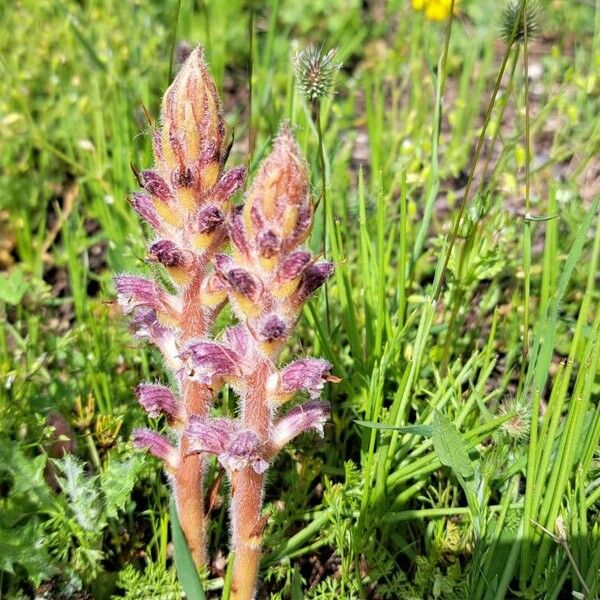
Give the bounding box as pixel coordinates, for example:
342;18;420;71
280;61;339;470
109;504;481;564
294;45;340;104
500;0;541;45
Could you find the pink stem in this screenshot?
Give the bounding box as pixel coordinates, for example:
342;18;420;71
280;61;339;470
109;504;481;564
173;380;211;566
230;360;272;600
172;270;215;567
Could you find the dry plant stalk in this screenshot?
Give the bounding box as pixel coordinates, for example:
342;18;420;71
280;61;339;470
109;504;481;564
116;46;334;599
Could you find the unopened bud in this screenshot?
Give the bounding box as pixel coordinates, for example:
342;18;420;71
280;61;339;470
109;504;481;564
158;46;226;191
242;127;313;263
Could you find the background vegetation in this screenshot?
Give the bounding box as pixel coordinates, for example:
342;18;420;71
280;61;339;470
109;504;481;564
1;0;600;598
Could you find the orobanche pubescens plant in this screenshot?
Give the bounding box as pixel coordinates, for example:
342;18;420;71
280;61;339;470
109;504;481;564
115;46;335;599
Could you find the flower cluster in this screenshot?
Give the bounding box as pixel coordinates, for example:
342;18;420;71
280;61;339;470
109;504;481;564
411;0;459;21
116;45;335;599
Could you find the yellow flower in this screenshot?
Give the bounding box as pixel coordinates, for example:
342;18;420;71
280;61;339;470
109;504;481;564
411;0;459;21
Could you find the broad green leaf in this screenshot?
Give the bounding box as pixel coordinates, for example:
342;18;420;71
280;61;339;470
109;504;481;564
432;411;474;479
169;498;206;600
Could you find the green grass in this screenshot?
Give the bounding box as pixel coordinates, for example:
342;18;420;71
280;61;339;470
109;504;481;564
1;0;600;598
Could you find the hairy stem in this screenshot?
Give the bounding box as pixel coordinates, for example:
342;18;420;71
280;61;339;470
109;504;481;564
173;272;217;567
231;360;271;600
230;468;265;600
173;380;211;566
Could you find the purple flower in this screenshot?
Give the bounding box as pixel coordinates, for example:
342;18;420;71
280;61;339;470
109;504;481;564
270;401;330;451
133;428;179;469
147;240;188;268
131;308;180;367
224;325;251;357
228;207;250;258
115;276;181;322
179;340;241;385
131;192;164;231
221;430;268;474
293;261;334;304
136;383;184;421
257;315;288;343
213;167;246;202
141;170;173;203
187;417;237;454
225;268;260;301
132;307;170;340
187;417;268;474
214;254;234;273
115;276;167;314
257;230;280;259
277;251;311;281
195;205;225;234
276;358;333;401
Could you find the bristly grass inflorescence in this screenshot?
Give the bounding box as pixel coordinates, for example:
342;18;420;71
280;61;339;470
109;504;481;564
500;0;541;44
294;45;340;105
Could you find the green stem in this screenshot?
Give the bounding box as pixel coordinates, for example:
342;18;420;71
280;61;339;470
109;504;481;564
518;2;533;396
433;0;528;302
247;2;255;167
411;0;454;269
480;45;520;189
315;103;331;334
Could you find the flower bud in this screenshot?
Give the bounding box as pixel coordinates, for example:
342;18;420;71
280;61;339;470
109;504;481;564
277;251;312;281
228;206;251;259
158;46;226;192
131;192;165;233
141;170;183;228
242;127;313;266
225;268;261;302
257;315;288;343
147;240;187;268
292;261;334;306
147;240;194;286
192;205;226;251
142;170;174;203
212;166;246;203
195;205;225;234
